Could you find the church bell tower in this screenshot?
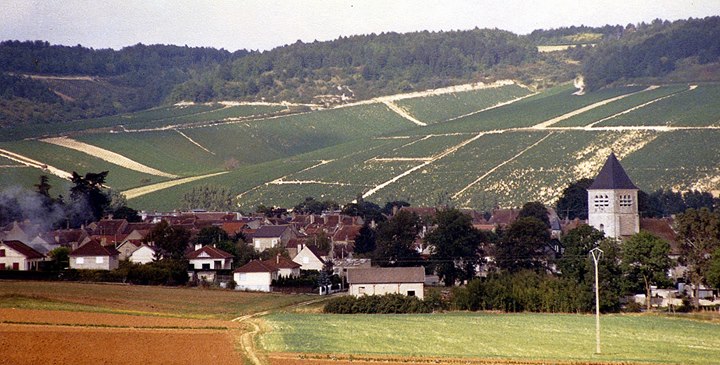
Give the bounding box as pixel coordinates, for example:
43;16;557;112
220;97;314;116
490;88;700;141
587;153;639;238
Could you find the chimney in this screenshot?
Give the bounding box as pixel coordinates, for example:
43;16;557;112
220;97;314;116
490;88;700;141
392;205;399;216
276;254;280;264
195;243;202;251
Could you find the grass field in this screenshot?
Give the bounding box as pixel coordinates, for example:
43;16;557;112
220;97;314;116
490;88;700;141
261;312;720;364
0;281;310;320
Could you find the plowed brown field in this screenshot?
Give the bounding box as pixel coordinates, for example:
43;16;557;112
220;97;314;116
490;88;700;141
0;324;242;365
0;308;238;328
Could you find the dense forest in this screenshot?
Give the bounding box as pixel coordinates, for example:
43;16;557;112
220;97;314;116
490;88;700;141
1;16;718;126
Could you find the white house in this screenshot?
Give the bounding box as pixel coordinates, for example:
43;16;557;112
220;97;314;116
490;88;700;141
186;245;234;283
292;244;325;271
128;244;156;265
263;255;301;278
69;240;119;270
233;260;278;292
0;240;45;271
347;266;425;299
587;152;640;239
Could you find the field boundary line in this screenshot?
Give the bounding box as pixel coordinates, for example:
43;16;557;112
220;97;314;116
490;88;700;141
0;147;73;180
174;129;215;155
41;137;179;178
443;92;538;123
123;171;228;199
452;132;555;203
382;101;427;126
532;86;658;129
586;85;696;128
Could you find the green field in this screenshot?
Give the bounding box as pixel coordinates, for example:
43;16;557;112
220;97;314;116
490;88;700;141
261;312;720;364
395;84;532;124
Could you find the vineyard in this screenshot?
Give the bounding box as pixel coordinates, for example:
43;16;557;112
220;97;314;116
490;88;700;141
1;80;719;211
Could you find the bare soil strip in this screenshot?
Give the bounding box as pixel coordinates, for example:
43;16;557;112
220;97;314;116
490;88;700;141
532;86;658;129
269;180;359;186
122;171;228;199
382;101;427;126
585;85;696;127
174;129;215;155
236;160;334;199
0;148;73;180
443;92;539;123
452;132;555;203
41;137;179;178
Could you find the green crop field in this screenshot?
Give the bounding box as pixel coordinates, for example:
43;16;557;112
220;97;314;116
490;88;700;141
551;85;690;127
0;140;168;190
3;81;720;211
0;166;71;193
261;312;720;364
597;84;720;127
394;84;532;124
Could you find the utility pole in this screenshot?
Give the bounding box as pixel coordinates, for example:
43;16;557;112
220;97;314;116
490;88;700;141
590;246;603;354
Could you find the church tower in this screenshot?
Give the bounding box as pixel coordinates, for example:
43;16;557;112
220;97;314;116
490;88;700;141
587;153;639;238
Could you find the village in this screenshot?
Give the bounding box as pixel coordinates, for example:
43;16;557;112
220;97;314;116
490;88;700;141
1;153;718;312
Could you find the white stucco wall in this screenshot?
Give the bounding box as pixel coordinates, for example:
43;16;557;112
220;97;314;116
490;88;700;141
233;271;277;292
189;257;232;270
292;247;324;271
0;245;43;270
129;246;155;264
70;255;119;270
349;283;424;299
588;189;639;238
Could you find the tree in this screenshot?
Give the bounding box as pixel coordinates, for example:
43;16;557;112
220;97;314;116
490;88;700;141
425;208;486;286
48;246;71;271
69;171;111;223
293;197;338;214
112;206;142;222
621;231;672;310
707;247;720;291
354;222;376;255
308;232;331;253
518;201;550;228
193;226;230;247
558;224;605;283
675;208;720;310
555;178;593;220
374;210;421;267
34;175;52;199
495;217;551;273
234;241;260;267
145;220;191;260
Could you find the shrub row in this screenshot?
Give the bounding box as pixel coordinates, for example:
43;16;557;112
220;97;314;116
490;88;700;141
324;293;436;314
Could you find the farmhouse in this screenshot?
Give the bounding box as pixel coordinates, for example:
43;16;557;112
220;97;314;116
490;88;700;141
0;240;45;270
347;266;425;299
69;240;119;270
128;244;156;264
186;245;234;283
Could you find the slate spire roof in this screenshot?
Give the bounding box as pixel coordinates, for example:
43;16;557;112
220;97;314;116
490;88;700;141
588;152;638;190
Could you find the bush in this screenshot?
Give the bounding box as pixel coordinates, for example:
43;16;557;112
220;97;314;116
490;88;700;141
324;293;434;314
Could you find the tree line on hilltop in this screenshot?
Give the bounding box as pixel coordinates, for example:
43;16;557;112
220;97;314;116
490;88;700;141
3;16;718;127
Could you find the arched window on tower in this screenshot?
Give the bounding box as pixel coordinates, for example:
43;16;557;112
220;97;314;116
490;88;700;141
620;194;633;207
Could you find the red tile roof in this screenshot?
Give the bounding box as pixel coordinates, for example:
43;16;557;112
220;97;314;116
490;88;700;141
186;245;234;260
234;260;278;273
254;225;290;238
640;218;680;255
2;240;45;259
262;256;301;270
70;240;118;257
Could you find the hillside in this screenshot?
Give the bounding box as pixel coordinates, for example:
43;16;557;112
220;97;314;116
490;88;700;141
1;79;718;212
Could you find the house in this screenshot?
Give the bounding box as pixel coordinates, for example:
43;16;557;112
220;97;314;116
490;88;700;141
332;258;372;278
252;225;297;251
128;244;156;265
262;255;301;278
116;240;142;260
186;245;234;270
233;260;278;292
587;152;639;238
347;266;425;299
69;240;119;270
0;240;45;270
292;244;326;271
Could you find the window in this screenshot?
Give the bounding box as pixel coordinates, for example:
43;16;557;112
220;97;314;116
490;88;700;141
407;290;416;297
593;194;609;208
12;263;19;270
76;257;85;264
202;263;211;270
214;260;222;269
0;249;5;257
0;263;5;270
620;194;633;207
96;257;104;264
